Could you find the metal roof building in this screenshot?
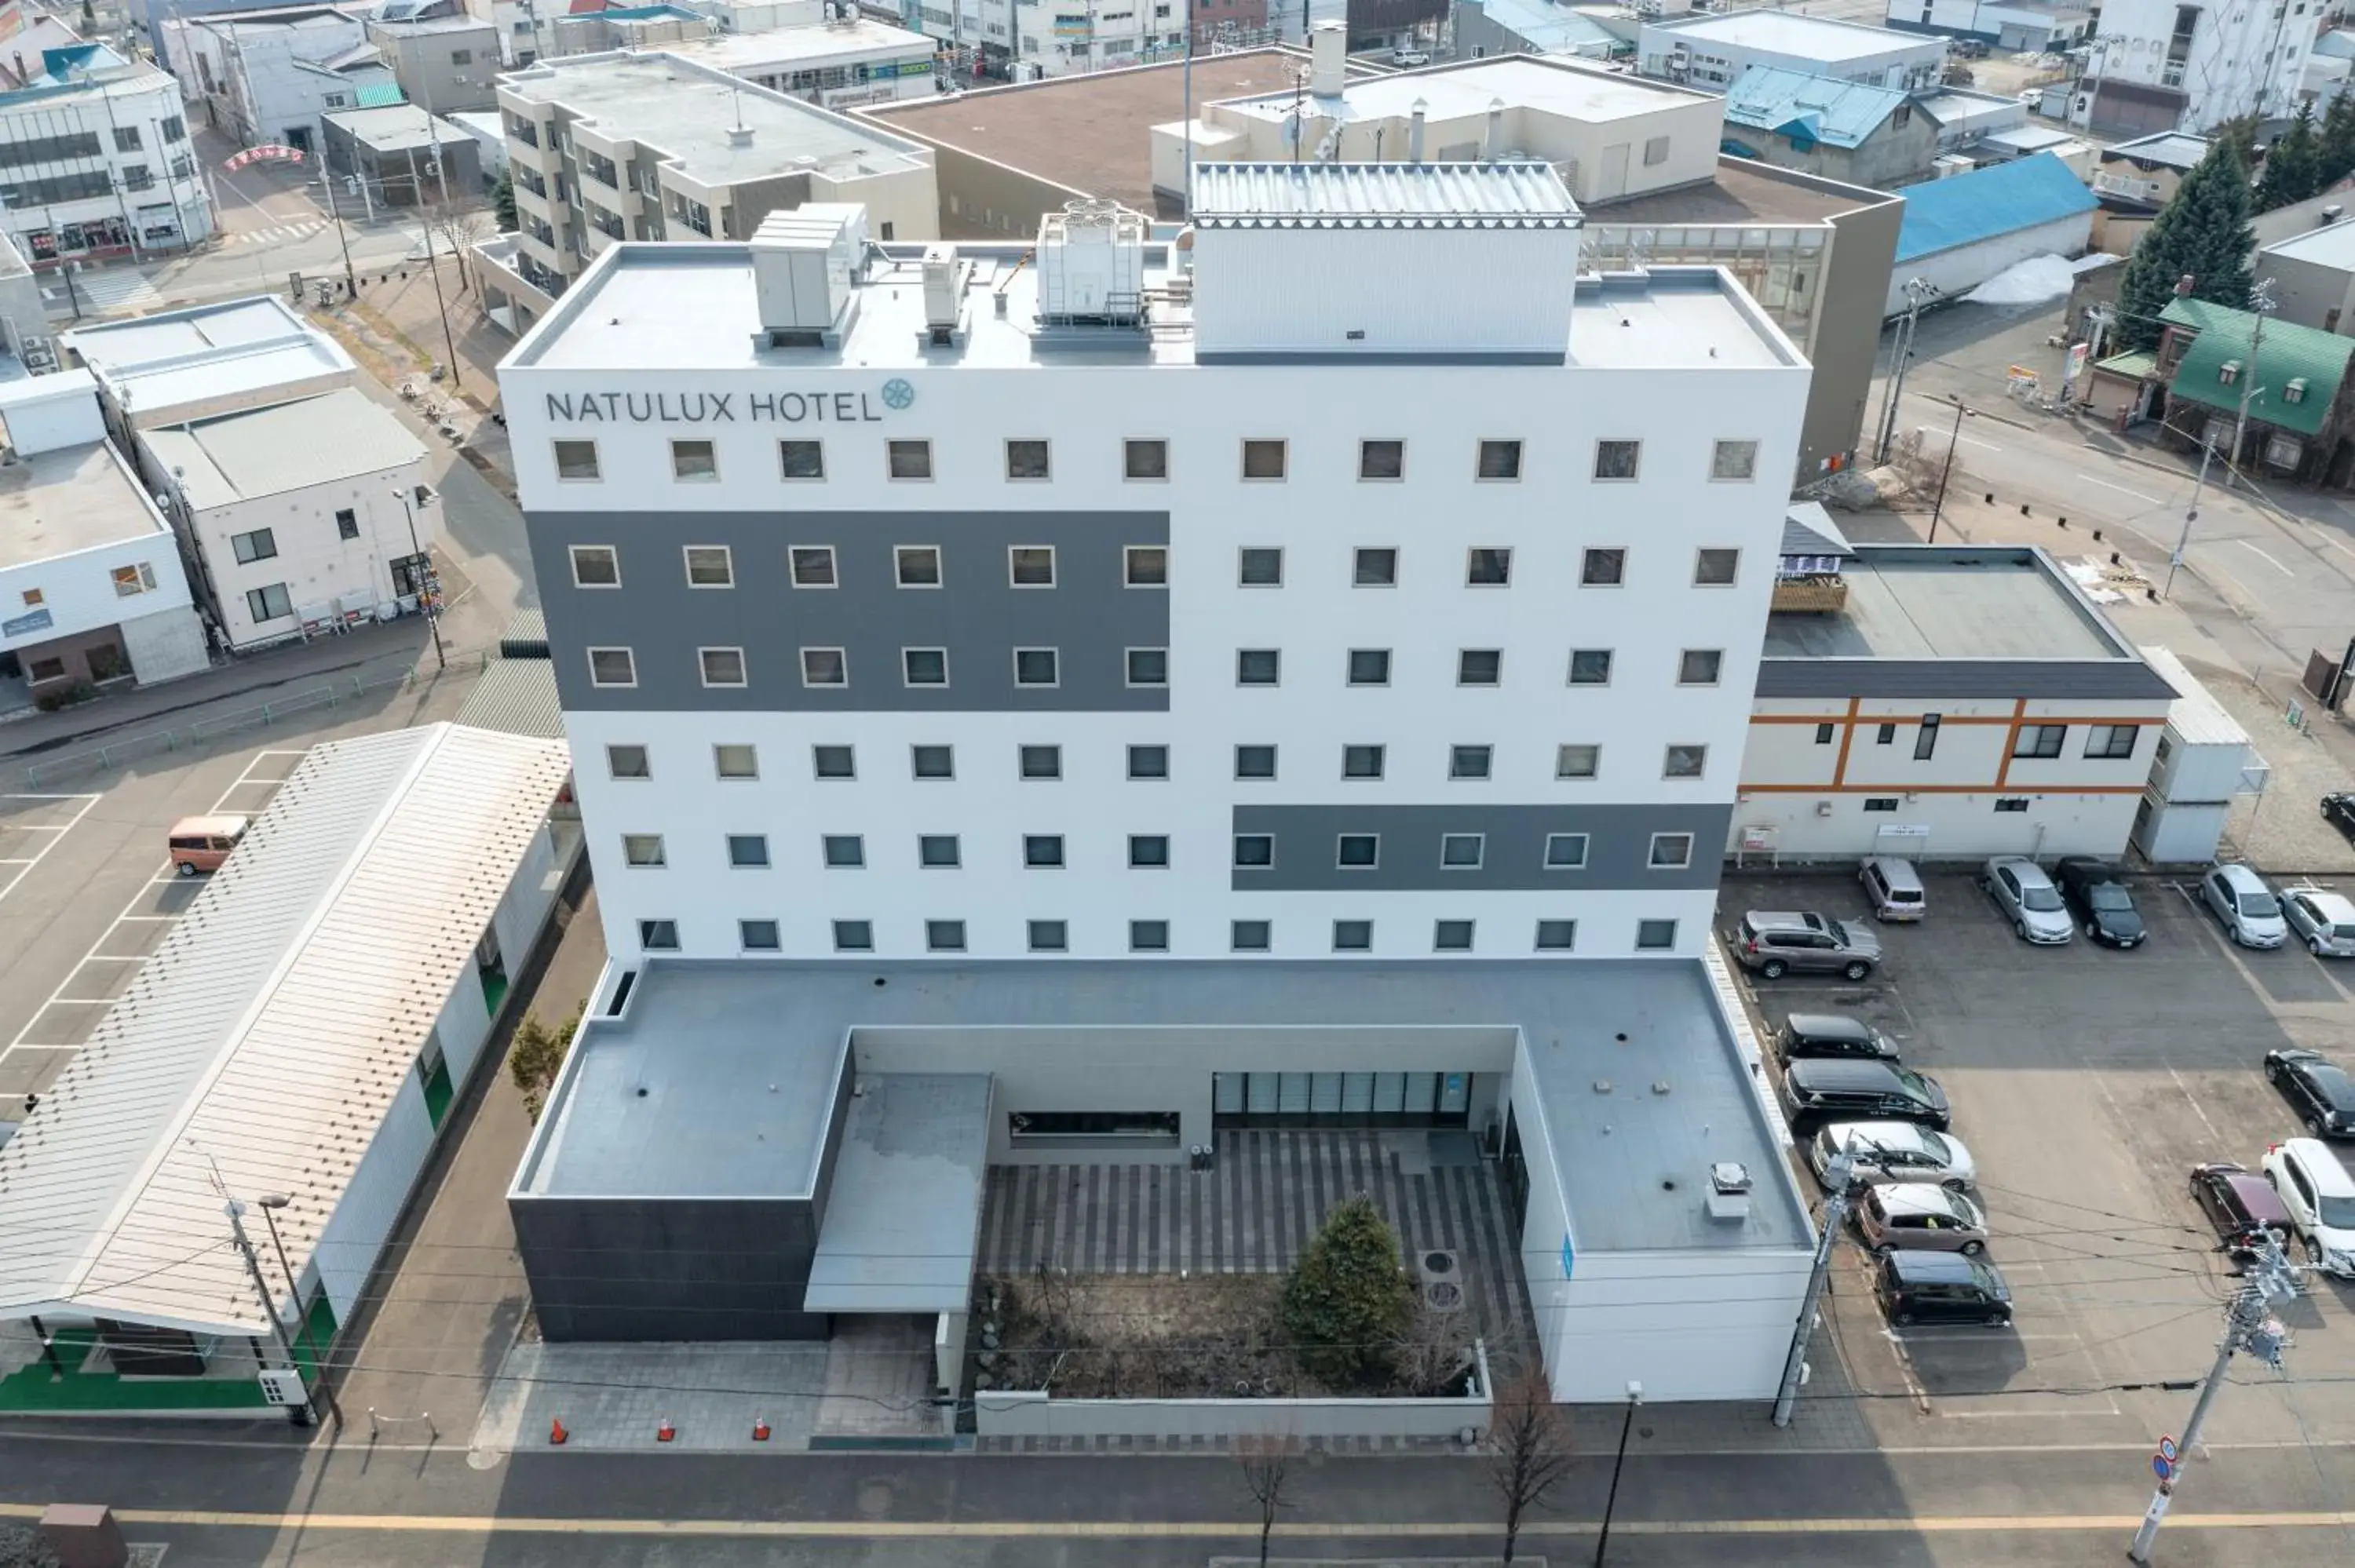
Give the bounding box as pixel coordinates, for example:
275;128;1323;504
0;724;572;1355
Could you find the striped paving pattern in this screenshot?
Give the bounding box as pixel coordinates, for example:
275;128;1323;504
977;1130;1533;1347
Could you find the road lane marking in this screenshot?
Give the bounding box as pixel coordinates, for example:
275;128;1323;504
2236;539;2296;575
2081;476;2163;504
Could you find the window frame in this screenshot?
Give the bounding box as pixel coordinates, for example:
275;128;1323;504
1476;438;1522;480
1358;438;1405;481
683;545;734;588
1347;647;1393;687
1240;438;1287;480
1580;547;1627;588
1126;647;1170;688
1457;649;1502;687
1677;648;1724;687
739;918;782;954
1336;832;1381;870
1126;743;1170;780
893;545;942;588
2086;723;2139;760
779;438;825;480
1433;918;1477;953
812;744;856;780
788;545;838;589
621;833;667;868
1013;647;1061;687
1466;546;1513;587
567;544;619;589
886;438;933;480
1535;918;1577;952
1124;545;1168;588
1449;743;1493;781
587;646;637;687
1005;437;1052;481
822;834;865;868
1008;545;1057;588
1635;918;1680;951
1231;919;1272;953
670;437;719;483
1353;547;1399;588
697;646;747;687
1544;832;1590;870
910;744;955;780
800;646;848;687
901;647;951;688
1593;438;1641;481
1711;439;1761;483
1648;831;1696;869
1555;743;1601;780
1020;743;1062;780
1342;743;1386;781
1238;546;1284;587
1128;833;1171;870
1130;919;1170;954
553;437;601;482
1568;649;1614;687
2013;724;2067;760
1024;833;1066;869
925;919;967;953
1332;918;1374;954
637;918;680;952
1439;832;1484;871
1123;437;1169;481
918;833;962;869
1028;919;1069;953
714;743;758;780
1235;743;1277;780
1233;833;1275;869
1663;743;1708;779
606;743;651;780
726;833;771;870
1236;648;1281;687
1915;713;1943;760
1694;547;1741;587
834;919;874;953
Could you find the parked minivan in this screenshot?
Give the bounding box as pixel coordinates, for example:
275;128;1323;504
1860;856;1926;922
1856;1182;1988;1255
1778;1057;1951;1135
1875;1249;2012;1326
1776;1013;1900;1063
167;815;249;877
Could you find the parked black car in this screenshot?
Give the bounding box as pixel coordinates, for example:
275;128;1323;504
1774;1013;1900;1064
2188;1161;2296;1257
2324;793;2355;845
1874;1249;2011;1327
2266;1048;2355;1138
2054;858;2146;948
1778;1057;1951;1135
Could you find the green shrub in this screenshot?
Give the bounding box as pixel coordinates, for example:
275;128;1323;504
1280;1194;1411;1385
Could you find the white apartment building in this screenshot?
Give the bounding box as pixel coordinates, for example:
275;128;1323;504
665;16;940;108
163;5;396;157
900;0;1190;78
496;166;1823;1403
1638;12;1947;93
0;40;212;264
2073;0;2318;136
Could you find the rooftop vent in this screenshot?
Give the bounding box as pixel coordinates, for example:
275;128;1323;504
725;123;754;148
920;242;970;346
1704;1161;1753;1223
748;203;868;349
1309;18;1345;97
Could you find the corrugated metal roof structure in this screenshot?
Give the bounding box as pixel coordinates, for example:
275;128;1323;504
1722;66;1906;151
0;724;569;1337
455;658;564;739
498;607;549;659
2138;644;2249;748
2160;296;2355;439
1189;162;1582;229
1893;152;2098;264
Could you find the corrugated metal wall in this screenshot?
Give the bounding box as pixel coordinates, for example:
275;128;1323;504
316;1074;435;1323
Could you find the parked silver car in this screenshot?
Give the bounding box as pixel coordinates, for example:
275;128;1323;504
2203;862;2287;949
1809;1120;1977;1191
2280;884;2355;958
1731;910;1882;981
1982;856;2072;944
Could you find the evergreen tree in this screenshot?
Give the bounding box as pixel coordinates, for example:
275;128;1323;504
2112;140;2258;352
491;170;518;234
1280;1194;1412;1385
2257;104;2323;212
2322;90;2355;188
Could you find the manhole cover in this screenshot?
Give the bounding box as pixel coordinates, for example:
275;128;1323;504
1423;1250;1454;1272
1425;1281;1462;1309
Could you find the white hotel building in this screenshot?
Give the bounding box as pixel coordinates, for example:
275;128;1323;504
496;166;1826;1407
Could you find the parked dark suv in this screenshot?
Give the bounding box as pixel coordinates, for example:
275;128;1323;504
1777;1058;1950;1135
1775;1013;1900;1064
1875;1249;2012;1327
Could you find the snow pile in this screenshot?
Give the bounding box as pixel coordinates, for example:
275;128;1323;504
1962;252;2120;306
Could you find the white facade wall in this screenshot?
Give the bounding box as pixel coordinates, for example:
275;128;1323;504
2087;0;2312;133
490;818;564;989
0;501;195;655
313;1069;436;1322
1882;208;2094;315
1889;0;2090;48
170;16;389;154
1544;1247;1816;1403
0;71;214;263
185;460;442;650
907;0;1188;76
1637;20;1946;92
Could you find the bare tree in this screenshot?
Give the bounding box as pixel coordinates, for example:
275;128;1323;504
1234;1433;1297;1567
1388;1301;1477;1397
425;201;494;295
1486;1369;1573;1565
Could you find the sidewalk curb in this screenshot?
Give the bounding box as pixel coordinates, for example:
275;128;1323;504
0;646;432;761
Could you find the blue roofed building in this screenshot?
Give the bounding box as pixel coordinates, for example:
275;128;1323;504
1452;0;1628;62
1885;151;2096;315
1720;65;1937;190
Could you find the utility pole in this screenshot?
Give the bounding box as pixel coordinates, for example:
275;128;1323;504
2163;428;2220;600
257;1193;343;1429
224;1198;315;1428
1874;277;1933;464
1928;395;1973;543
395;486;444;672
1773;1152;1854;1428
2127;1236;2299;1563
2226;279;2276;491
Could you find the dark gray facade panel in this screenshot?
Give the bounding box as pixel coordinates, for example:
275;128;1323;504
528;509;1171;713
1229;802;1734;892
1754;659;2180;702
511;1195;829;1341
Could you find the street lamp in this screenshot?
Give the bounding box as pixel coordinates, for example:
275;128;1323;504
256;1193;343;1430
394;487;446;671
1593;1380;1642;1566
1927;394;1976;543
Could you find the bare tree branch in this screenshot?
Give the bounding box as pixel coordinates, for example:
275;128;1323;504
1486;1369;1573;1565
1234;1432;1298;1568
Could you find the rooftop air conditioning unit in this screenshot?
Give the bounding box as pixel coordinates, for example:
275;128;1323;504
1705;1161;1753;1223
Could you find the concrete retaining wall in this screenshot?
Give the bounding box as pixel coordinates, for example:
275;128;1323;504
974;1344;1491;1441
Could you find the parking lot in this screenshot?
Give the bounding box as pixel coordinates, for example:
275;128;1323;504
1720;865;2355;1450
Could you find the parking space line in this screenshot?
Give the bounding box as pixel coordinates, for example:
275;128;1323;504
0;793;100;903
2165;1064;2225;1148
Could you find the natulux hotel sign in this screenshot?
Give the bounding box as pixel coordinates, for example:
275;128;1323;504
543;379;915;425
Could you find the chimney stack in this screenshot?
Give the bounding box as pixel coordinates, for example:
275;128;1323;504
1309;18;1344;99
1408;97;1427;163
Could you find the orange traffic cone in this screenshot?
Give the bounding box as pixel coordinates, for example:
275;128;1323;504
752;1417;771;1442
656;1417;676;1443
549;1418;568;1446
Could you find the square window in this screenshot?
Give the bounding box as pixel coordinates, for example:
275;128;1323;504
1020;744;1061;779
1458;650;1502;687
1556;743;1601;779
685;545;733;587
1130;919;1170;953
1995;797;2030;813
1024;834;1065;868
607;743;650;779
1014;647;1060;687
335;507;359;540
1242;438;1287;480
1535;919;1577;952
727;833;770;868
1864;797;1900;812
1125;438;1168;480
1130;834;1170;868
1580;548;1627;587
888;439;933;480
569;544;617;586
1711;439;1759;481
823;835;864;868
1338;833;1380;868
926;919;966;952
801;647;847;686
903;647;949;687
1237;649;1281;686
1434;919;1476;952
1232;919;1272;953
1010;546;1056;586
1342;744;1385;779
1028;919;1068;952
1568;650;1613;686
739;918;781;952
1695;548;1740;586
911;744;955;779
1544;833;1589;869
1126;647;1170;687
699;647;747;687
1126;546;1168;586
671;439;718;481
1636;918;1678;950
1006;438;1051;480
790;546;837;587
714;743;758;779
588;647;636;687
622;833;666;866
1234;833;1274;867
834;919;874;952
1450;744;1493;780
1236;743;1277;779
554;438;601;480
1354;547;1398;587
1678;649;1723;686
638;917;680;951
1349;648;1392;687
1814;724;1836;745
2087;724;2140;759
1466;547;1513;586
1594;439;1641;480
1440;833;1483;869
895;545;942;586
1332;919;1373;952
919;834;962;868
1648;832;1695;868
780;439;824;480
1127;743;1169;780
1477;439;1522;480
1359;439;1404;480
812;744;856;779
1239;546;1283;586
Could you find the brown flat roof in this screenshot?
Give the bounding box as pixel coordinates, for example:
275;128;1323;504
1590;158;1886;226
867;49;1329;219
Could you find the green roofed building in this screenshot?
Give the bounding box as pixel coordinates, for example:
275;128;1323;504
2148;297;2355;483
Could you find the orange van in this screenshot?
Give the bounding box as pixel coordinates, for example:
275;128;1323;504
168;815;249;876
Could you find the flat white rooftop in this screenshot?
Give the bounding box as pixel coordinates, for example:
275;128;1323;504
668;16;933;71
0;440;165;572
141;387;426;509
61;296;354;421
1218;55;1711;128
2262;214;2355;271
324;102;471;155
1646;9;1935;60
